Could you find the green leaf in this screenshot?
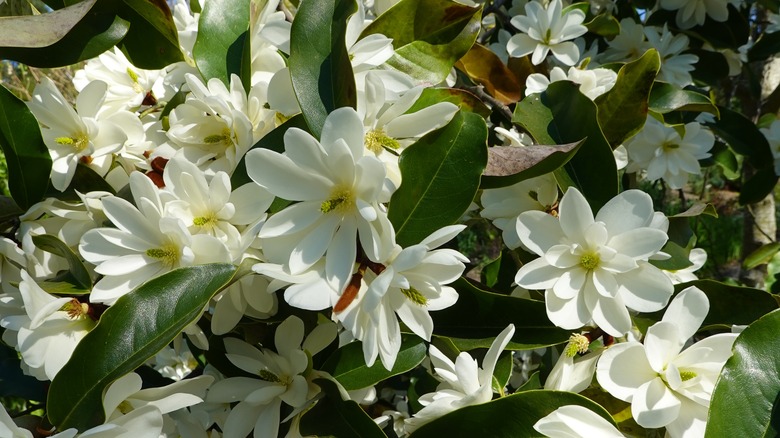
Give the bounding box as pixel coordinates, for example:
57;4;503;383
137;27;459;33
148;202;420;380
0;2;130;68
586;13;620;38
0;0;97;47
740;167;779;205
118;0;183;69
649;83;719;116
38;281;91;295
193;0;250;85
689;48;730;86
289;0;357;138
744;242;780;270
513;81;618;211
231;114;310;187
321;335;426;390
361;0;481;84
432;278;570;350
705;106;773;167
0;83;52;210
47;263;241;431
409;390;615;437
706;309;780;438
480;140;583;189
388;111;487;247
749;30;780;62
595;49;660;147
493;352;513;391
709;141;740;180
32;235;92;289
405;87;490;118
300;378;387;438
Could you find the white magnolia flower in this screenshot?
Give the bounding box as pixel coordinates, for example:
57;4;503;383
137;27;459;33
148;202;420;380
507;0;588;66
0;402;33;437
51;405;164;438
246;107;396;293
210;274;278;335
514;187;674;336
149;335;199;381
27;77;127;191
544;334;601;393
404;324;515;433
525;66;617;100
659;0;732;29
601;18;648;63
480;174;558;249
534;405;624;438
207;316;337;438
488;29;512;63
644;25;699;88
625;118;714;189
335;225;467;370
664;248;707;284
760;118;780;176
596;287;738;437
249;0;288;88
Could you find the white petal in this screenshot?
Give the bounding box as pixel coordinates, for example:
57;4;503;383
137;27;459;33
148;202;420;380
661;286;709;342
596;342;656;402
632;378;681;428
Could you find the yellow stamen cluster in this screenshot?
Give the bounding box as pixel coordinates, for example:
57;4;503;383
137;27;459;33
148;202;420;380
401;286;428;306
204;127;233;146
55;133;89;152
579;252;601;271
61;298;89;320
679;370;697;381
193;213;218;228
258;369;281;383
564;333;590;357
145;244;180;268
364;128;400;155
321;187;355;214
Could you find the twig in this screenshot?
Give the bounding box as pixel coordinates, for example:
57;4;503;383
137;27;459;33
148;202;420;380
461;84;514;121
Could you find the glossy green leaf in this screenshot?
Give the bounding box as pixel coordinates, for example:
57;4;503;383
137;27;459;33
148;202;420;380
494;352;513;391
649;83;719;116
409;390;615;437
0;196;23;224
705;106;773;166
388;111;488;247
480;140;583;189
361;0;481;84
586;13;620;38
740;167;779;205
432;278;570;350
48;263;241;430
300;378;387;438
118;0;183;69
749;30;780;62
322;335;426;390
0;342;47;402
32;235;92;289
405;87;490;118
193;0;250;85
706;309;780;438
0;0;96;47
689;48;730;86
595;49;660;147
231;114;310;187
513;81;618;211
744;243;780;270
0;2;130;68
37;281;91;295
516;371;542;392
0;83;51;210
289;0;357;138
709;141;740;180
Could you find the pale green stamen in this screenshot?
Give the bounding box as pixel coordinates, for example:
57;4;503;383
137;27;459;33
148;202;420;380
321;187;355;214
61;298;89;320
679;370;697;381
579;252;601;271
258;369;281;383
401;286;428;306
204;127;232;146
145;244;180;267
55;134;89;152
193;214;218;228
364;128;400;155
564;333;590;357
662;142;680;151
126;67;144;93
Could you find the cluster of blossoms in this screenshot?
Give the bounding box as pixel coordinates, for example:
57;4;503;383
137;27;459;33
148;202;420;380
0;0;764;437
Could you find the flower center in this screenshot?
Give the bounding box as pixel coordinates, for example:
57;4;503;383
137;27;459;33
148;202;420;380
258;369;281;383
193;213;218;228
61;298;90;320
145;243;180;268
55;133;89;152
579;251;601;271
401;286;428;306
275;112;291;126
204;127;233;147
126;67;145;94
679;370;697;381
364;128;400;155
321;186;355;214
564;333;590;357
662;142;680;152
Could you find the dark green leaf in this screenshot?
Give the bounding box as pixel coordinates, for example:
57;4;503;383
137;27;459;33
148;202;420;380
669;203;718;218
300;378;387;438
409;390;615;437
32;235;92;289
493;352;513;391
705;106;773;167
405;87;490;118
193;0;250;85
744;242;780;270
706;309;780;438
740;167;779;205
38;281;91;295
289;0;357;138
516;371;541;392
322;335;426;390
0;1;130;68
388;111;487;247
649;83;718;116
689;4;749;50
48;263;241;430
513;81;618;211
689;48;730;86
0;342;46;401
432;278;570;350
118;0;183;69
586;13;620;38
0;0;97;47
595;49;660;147
480;140;583;189
0;84;52;210
231;114;310;187
0;196;23;223
361;0;481;84
649;240;694;271
749;30;780;62
709;141;740;180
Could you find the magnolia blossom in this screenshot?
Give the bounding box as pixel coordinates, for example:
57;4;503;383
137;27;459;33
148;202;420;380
207;316;337;438
246;107;396;293
545;334;601;394
525;66;618;100
760;118;780;176
626;118;714;189
514;187;674;336
644;25;699;88
534;405;624;438
507;0;588;66
597;287;738;437
601;18;648;63
404;324;516;433
660;0;732;29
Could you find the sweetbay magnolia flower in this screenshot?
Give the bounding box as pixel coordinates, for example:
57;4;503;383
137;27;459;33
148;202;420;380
597;287;737;437
514;187;674;336
507;0;588;66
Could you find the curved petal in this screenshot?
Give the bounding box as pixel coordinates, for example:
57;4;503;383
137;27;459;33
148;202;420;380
596;342;656;402
661;286;709;342
632;378;681;429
